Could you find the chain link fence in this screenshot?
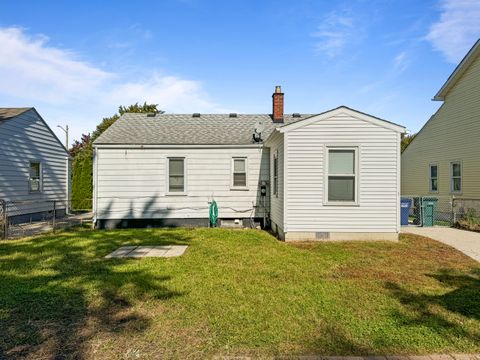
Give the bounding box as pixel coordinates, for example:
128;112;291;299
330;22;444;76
452;198;480;231
401;195;453;226
401;195;480;229
0;199;92;240
4;195;480;238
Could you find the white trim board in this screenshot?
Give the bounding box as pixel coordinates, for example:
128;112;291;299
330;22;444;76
278;106;405;134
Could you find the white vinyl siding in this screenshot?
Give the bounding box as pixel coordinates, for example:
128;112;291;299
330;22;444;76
266;132;284;233
94;147;269;220
0;109;70;217
284;112;400;233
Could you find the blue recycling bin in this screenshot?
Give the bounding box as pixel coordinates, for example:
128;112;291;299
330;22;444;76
400;198;412;226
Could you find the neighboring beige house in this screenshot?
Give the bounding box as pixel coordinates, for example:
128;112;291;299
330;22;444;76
402;40;480;203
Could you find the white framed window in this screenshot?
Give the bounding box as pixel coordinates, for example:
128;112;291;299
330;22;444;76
29;161;42;193
273;151;278;196
450;161;462;193
326;147;358;204
429;164;438;192
232;157;247;188
167;157;186;193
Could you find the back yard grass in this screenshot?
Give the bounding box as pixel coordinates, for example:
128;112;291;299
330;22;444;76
0;227;479;359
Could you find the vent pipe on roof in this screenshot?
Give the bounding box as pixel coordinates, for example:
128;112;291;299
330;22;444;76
272;85;284;123
292;113;301;118
229;113;237;118
192;113;201;117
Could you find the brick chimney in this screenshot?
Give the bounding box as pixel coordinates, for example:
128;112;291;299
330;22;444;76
272;85;284;123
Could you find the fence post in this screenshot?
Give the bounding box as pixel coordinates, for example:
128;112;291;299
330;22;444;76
1;200;6;240
52;200;56;231
452;197;456;225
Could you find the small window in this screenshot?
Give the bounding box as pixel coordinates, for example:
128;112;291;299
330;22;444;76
429;164;438;192
327;148;356;203
168;158;185;193
451;161;462;193
232;158;247;188
29;161;41;192
273;152;278;196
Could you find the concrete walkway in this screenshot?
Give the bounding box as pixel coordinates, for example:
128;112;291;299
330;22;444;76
401;226;480;262
105;245;188;258
7;212;93;239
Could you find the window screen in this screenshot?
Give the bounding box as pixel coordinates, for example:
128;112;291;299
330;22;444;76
233;158;247;187
327;149;356;202
451;162;461;193
29;162;41;192
429;165;438;192
169;158;185;192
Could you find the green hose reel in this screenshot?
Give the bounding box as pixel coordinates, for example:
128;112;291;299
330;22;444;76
209;200;218;227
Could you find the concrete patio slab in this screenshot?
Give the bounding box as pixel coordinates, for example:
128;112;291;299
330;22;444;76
128;246;155;258
105;245;187;258
144;246;171;257
104;246;137;258
164;245;188;257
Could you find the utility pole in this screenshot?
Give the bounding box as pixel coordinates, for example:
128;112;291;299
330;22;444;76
57;125;69;150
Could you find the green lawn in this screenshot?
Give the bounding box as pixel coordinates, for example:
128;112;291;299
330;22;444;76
0;227;479;359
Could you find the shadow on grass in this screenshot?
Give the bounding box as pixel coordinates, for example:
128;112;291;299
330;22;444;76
385;267;480;344
0;227;193;359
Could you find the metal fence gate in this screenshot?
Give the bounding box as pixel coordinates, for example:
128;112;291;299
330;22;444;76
0;199;92;240
0;200;6;239
401;195;480;228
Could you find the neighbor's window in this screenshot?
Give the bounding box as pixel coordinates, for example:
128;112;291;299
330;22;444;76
429;164;438;192
168;158;185;193
232;158;247;187
451;161;462;193
327;148;357;203
29;161;41;192
273;152;278;196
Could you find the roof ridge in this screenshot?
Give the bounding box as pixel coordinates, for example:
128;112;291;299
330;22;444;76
0;107;33;121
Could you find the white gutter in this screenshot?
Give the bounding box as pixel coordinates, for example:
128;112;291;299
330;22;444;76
93;143;265;149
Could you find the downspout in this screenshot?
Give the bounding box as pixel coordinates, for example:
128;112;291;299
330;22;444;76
283;132;288;236
93;147;98;226
396;132;401;233
66;155;70;214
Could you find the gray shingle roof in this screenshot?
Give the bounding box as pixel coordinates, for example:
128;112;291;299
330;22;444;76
93;113;314;145
0;107;32;121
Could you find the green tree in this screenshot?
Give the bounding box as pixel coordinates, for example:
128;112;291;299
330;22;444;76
401;133;416;153
71;103;162;210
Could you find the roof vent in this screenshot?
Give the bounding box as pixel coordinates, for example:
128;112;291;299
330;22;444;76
146;113;157;117
229;113;237;118
192;113;201;118
292;113;301;118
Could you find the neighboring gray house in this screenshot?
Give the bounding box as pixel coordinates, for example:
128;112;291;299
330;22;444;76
0;108;71;223
93;87;405;241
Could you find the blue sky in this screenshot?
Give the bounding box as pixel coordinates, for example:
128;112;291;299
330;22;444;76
1;0;479;143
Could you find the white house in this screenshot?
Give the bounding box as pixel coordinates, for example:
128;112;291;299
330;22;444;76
0;108;71;223
93;87;405;241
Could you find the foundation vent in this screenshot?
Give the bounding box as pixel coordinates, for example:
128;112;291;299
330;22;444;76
315;232;330;240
